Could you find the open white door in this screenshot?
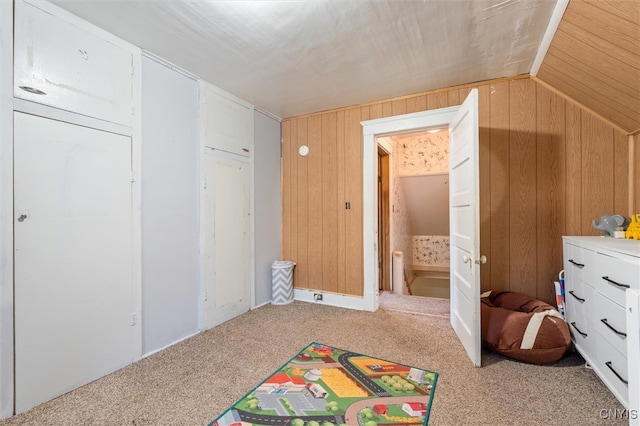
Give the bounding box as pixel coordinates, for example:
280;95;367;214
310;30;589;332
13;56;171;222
449;89;482;367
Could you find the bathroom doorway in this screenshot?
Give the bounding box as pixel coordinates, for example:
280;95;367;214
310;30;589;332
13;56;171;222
380;129;451;299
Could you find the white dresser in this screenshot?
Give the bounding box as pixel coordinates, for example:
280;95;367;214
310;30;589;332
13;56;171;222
563;236;640;409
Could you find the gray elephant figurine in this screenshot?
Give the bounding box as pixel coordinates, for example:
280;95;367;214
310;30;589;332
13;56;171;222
592;214;630;237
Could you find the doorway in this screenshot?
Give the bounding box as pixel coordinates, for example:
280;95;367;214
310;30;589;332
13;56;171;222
362;90;482;367
387;130;451;299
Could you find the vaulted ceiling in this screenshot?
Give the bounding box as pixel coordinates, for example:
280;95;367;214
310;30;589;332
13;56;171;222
535;0;640;134
49;0;639;132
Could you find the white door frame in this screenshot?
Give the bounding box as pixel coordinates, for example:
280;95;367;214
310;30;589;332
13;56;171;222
361;107;459;312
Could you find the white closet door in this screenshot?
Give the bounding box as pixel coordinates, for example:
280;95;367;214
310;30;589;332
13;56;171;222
202;149;251;329
201;84;252;157
14;0;133;126
14;112;134;413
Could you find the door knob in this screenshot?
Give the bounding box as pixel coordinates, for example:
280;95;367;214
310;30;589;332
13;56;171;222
476;255;487;265
17;214;27;222
462;255;471;263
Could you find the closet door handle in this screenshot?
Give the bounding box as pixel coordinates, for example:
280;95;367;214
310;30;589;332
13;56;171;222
569;259;584;268
570;322;587;337
600;319;627;337
602;276;630;289
605;361;628;385
569;291;585;302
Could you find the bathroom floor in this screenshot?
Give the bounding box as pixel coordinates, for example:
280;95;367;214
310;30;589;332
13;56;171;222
409;275;450;299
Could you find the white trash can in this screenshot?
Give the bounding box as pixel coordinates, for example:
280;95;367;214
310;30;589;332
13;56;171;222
271;260;296;305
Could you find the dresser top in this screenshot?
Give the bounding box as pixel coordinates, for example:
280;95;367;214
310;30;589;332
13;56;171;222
563;236;640;258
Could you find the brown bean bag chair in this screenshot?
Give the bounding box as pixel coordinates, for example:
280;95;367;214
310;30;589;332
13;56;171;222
481;291;571;365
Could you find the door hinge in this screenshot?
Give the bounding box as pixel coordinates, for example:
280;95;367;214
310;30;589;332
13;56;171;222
130;171;136;183
130;313;137;326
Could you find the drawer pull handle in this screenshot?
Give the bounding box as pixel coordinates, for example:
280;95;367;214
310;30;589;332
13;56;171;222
605;361;628;385
569;291;585;302
19;86;47;95
569;259;585;268
600;319;627;337
602;276;630;289
570;322;587;337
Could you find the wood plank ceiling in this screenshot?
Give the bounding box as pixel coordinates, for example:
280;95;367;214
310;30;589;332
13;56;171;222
536;0;640;134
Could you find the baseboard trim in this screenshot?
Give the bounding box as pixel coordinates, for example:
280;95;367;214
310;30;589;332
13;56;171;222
294;288;370;311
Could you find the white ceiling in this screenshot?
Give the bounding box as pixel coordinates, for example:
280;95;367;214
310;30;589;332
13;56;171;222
49;0;559;119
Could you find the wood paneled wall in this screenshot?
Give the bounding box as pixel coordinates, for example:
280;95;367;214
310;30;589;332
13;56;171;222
282;76;632;304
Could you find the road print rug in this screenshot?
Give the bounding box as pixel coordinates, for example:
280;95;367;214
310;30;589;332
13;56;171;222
210;342;438;426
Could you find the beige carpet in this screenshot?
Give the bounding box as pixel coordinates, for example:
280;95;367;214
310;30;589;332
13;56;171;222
0;301;626;426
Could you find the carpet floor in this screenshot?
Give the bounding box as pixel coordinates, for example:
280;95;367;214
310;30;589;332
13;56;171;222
0;300;626;426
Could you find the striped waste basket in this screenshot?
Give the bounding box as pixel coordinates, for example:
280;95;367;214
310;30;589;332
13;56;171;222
271;260;296;305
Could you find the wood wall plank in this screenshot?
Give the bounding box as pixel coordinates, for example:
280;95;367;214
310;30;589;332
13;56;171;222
406;95;426;113
581;113;614;235
565;103;582;235
427;92;449;110
382;102;393;118
448;90;460;107
307;116;323;289
336;111;347;294
391;99;406;116
488;81;510;293
614;130;629;216
322;113;338;293
344;107;363;295
369;103;383;120
536;84;566;303
293;119;305;288
478;84;491;291
508;78;537;296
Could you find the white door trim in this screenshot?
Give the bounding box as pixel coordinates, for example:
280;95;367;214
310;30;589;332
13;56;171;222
361;108;459;312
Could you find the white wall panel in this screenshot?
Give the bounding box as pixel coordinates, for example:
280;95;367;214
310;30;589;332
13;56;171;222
141;55;199;355
254;110;281;306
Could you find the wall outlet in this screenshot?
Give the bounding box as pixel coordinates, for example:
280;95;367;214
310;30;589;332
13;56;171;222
314;293;323;301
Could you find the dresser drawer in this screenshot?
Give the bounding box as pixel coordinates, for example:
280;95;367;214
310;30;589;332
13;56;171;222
563;242;595;284
593;291;628;356
565;277;594;322
596;341;629;407
591;251;640;307
568;316;597;357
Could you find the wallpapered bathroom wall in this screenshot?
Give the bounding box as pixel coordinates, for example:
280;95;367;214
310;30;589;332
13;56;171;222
413;235;450;267
397;131;448;176
391;140;412;280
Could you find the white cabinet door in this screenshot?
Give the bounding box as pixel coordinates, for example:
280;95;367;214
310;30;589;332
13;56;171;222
202;149;251;329
14;0;133;125
14;112;134;413
201;83;253;157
